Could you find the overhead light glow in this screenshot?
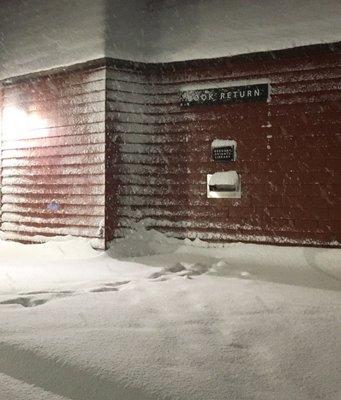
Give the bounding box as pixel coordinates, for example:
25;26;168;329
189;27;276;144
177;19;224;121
2;106;47;139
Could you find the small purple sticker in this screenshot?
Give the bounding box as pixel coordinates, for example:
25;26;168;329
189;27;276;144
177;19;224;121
47;200;60;212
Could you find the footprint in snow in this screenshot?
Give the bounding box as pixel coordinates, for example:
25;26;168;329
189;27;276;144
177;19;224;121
0;281;132;307
90;280;131;293
0;296;49;308
0;291;74;308
149;262;211;280
20;290;73;295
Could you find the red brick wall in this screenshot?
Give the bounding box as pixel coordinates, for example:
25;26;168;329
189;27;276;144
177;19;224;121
1;43;340;248
105;43;341;246
0;63;106;248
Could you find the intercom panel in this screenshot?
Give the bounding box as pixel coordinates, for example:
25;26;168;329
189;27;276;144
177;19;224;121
211;139;237;162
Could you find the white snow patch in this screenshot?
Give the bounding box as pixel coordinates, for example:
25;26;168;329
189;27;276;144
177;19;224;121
211;139;237;149
208;171;239;187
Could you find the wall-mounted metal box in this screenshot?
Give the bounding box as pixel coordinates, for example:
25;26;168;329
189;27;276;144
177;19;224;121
207;171;241;198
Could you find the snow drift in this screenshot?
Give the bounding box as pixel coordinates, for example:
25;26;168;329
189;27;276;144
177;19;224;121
0;228;340;400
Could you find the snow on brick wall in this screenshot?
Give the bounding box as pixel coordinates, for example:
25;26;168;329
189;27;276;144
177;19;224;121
0;86;3;229
0;64;106;248
105;44;341;246
104;61;160;243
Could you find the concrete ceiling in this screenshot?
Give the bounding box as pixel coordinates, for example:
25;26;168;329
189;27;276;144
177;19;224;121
1;0;340;79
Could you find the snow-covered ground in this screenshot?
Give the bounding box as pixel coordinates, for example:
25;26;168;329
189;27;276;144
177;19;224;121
0;227;340;400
